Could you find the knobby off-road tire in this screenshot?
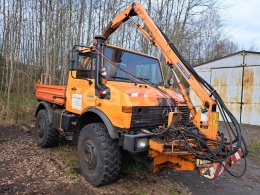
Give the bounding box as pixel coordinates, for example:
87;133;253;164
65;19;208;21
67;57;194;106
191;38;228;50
78;123;121;186
35;109;59;148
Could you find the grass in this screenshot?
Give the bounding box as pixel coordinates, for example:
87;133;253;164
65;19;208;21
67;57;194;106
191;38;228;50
125;162;157;183
121;161;187;194
248;140;260;165
126;182;134;190
168;184;178;195
56;144;80;184
0;92;36;125
136;187;146;195
53;144;189;193
123;161;144;174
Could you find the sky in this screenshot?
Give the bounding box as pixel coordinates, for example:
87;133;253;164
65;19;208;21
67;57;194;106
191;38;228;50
219;0;260;51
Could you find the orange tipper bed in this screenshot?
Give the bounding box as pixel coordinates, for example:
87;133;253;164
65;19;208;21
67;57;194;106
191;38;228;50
35;84;66;106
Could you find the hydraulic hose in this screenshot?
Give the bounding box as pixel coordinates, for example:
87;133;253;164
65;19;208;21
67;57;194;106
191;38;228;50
158;27;248;158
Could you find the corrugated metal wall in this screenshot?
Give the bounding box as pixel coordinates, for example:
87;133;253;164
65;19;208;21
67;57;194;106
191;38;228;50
242;65;260;125
190;51;260;126
211;67;243;122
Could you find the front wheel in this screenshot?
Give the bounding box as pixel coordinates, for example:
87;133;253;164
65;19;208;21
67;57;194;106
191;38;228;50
77;123;121;186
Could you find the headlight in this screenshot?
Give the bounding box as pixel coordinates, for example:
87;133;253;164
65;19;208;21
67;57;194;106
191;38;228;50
136;138;148;150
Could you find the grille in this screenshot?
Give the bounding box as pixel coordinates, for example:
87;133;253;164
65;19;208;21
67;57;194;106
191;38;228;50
130;106;190;129
130;106;169;129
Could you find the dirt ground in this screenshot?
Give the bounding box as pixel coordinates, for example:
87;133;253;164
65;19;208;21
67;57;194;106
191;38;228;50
0;124;259;195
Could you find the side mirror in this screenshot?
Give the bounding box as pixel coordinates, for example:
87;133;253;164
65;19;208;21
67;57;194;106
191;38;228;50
69;49;79;70
168;78;174;86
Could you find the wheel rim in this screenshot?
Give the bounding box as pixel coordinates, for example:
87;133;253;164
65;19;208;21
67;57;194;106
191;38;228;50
37;120;44;138
83;141;96;169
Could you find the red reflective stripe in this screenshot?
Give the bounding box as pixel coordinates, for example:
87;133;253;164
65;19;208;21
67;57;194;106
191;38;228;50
202;148;244;179
237;148;242;157
127;92;146;97
213;163;222;179
99;90;106;94
231;154;238;163
231;148;243;164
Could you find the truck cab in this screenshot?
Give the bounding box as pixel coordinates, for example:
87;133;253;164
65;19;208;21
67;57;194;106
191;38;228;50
67;38;188;129
35;36;190;186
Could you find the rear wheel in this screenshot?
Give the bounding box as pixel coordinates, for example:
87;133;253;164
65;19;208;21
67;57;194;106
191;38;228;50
35;109;59;148
78;123;121;186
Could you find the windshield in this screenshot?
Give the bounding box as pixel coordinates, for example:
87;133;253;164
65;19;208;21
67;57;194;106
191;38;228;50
103;46;164;85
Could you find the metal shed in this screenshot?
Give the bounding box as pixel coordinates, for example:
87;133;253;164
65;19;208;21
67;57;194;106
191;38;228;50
189;50;260;126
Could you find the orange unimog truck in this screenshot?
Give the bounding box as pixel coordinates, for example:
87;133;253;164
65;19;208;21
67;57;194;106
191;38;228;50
35;2;247;187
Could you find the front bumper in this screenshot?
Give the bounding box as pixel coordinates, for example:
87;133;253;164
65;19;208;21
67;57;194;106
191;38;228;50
147;138;244;179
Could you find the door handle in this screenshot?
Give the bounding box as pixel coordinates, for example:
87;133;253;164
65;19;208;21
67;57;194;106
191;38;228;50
71;87;77;90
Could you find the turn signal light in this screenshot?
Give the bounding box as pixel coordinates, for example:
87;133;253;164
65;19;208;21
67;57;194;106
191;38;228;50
122;106;132;113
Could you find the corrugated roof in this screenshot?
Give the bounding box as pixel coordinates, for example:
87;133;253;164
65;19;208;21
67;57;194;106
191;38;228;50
194;50;260;67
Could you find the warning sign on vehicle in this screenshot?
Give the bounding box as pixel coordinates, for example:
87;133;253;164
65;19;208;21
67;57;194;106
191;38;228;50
72;94;82;110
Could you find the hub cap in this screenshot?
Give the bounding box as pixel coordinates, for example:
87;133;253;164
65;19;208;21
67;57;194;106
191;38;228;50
38;120;44;138
83;141;96;169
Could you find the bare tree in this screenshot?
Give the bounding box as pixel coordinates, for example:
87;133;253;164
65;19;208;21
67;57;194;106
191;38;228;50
0;0;239;122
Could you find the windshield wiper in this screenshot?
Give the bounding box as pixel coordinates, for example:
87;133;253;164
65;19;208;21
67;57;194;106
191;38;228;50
111;76;130;80
138;77;159;88
111;76;137;85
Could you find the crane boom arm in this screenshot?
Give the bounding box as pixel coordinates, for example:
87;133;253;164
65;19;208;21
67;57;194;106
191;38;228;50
102;2;215;109
102;2;218;139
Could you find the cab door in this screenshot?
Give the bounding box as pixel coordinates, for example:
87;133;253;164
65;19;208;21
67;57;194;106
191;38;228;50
66;51;96;114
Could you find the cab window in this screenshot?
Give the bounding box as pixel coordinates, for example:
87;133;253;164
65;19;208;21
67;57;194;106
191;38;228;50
76;53;95;79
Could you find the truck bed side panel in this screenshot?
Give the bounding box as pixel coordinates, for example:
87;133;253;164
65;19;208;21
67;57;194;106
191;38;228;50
35;84;66;106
